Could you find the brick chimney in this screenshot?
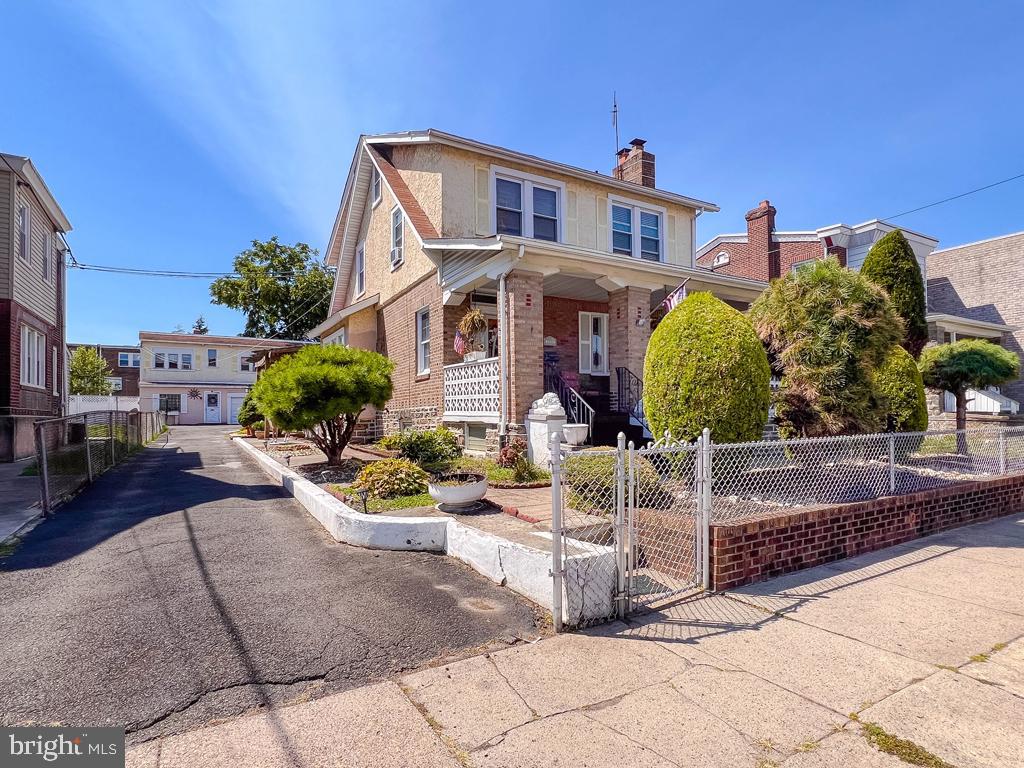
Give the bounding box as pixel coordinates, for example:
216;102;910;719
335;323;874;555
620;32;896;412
613;138;655;188
745;200;777;277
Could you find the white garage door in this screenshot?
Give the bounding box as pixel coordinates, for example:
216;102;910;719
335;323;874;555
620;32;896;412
228;394;245;425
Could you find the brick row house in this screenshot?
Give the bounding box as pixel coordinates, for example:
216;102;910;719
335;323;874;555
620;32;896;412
66;343;142;396
697;201;1021;424
310;130;766;450
0;153;72;460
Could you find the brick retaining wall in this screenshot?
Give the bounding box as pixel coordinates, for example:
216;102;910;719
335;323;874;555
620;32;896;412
710;473;1024;590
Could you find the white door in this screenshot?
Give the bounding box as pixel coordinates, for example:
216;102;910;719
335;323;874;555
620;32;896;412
204;392;221;423
228;394;245;425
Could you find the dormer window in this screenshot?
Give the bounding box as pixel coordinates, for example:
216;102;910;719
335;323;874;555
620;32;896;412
371;167;382;206
712;251;730;267
491;166;563;242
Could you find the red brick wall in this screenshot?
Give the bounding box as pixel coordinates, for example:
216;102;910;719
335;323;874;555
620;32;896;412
2;299;61;416
710;474;1024;590
543;295;610;376
697;239;824;281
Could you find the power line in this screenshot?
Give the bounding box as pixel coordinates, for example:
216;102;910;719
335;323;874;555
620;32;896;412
883;171;1024;221
68;261;331;279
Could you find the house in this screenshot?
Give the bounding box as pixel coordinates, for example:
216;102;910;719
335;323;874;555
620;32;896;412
697;200;1019;422
926;231;1024;421
137;332;305;425
67;343;142;396
310;130;767;451
0;153;72;461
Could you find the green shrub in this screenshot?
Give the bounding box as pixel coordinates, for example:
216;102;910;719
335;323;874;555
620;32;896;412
875;346;929;432
355;459;429;499
563;451;664;513
393;427;461;467
237;392;262;428
861;230;928;358
377;433;404;451
644;292;770;443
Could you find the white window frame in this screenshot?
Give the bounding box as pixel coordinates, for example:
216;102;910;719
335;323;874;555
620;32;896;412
106;376;123;392
489;165;565;242
240;352;256;373
337;327;348;346
578;312;610;376
390;206;404;269
354;242;365;297
712;251;730;267
158;393;184;414
118;351;141;368
791;258;817;274
20;325;46;388
17;203;30;262
607;195;666;262
207;348;218;368
153;349;193;371
371;167;382;207
415;307;430;375
42;229;52;282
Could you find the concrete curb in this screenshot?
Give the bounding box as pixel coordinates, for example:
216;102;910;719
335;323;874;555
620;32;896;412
234;437;603;618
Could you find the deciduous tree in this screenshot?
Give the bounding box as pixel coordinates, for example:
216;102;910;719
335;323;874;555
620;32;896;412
69;347;113;395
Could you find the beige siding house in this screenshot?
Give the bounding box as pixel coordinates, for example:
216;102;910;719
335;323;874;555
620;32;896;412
137;332;306;425
311;130;767;450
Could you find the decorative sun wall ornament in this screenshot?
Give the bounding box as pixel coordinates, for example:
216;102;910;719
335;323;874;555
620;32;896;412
188;388;202;400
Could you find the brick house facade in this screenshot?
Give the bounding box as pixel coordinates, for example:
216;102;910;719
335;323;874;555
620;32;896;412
311;131;768;451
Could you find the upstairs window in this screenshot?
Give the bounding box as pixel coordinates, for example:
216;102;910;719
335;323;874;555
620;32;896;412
17;204;30;262
42;230;52;281
118;352;141;368
207;349;218;368
390;207;404;268
609;198;664;261
154;351;192;370
240;353;255;373
355;242;365;296
371;166;382;206
492;167;562;242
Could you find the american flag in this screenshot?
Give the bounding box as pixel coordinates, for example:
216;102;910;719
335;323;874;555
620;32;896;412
661;281;688;313
454;330;468;356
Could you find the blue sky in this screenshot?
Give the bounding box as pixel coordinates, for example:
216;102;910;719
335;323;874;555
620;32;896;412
5;1;1023;343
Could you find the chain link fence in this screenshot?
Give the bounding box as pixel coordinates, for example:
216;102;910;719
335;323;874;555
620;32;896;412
33;410;166;514
550;424;1024;629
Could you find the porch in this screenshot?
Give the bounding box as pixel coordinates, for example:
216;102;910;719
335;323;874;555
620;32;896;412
439;248;766;445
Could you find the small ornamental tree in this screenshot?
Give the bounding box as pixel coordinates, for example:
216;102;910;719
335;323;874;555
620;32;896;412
250;345;393;465
749;257;904;438
69;346;114;395
861;229;928;358
236;392;262;434
919;340;1019;450
643;292;770;443
875;345;929;433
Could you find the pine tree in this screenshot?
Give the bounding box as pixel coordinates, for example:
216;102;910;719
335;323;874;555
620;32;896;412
69;347;114;395
192;315;210;335
861;229;928;358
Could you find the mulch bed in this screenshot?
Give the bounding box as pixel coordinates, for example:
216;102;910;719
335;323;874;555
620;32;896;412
295;460;364;486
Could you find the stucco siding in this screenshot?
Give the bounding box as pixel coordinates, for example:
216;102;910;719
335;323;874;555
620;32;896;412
11;185;59;325
139;340;261;388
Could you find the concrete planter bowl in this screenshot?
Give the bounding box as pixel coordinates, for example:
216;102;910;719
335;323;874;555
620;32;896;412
429;472;488;512
562;424;589;446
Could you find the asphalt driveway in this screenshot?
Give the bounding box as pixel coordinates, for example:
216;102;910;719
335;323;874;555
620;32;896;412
0;426;540;744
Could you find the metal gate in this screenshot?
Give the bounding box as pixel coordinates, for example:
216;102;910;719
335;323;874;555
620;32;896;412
549;430;710;630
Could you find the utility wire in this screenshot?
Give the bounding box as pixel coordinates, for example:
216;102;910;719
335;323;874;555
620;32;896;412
882;171;1024;221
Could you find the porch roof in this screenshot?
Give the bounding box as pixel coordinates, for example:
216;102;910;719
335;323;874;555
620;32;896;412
926;312;1014;339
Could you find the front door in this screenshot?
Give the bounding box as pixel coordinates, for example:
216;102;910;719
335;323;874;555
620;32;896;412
204;392;221;423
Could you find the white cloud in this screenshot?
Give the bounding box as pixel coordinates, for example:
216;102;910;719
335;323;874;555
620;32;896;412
73;0;356;240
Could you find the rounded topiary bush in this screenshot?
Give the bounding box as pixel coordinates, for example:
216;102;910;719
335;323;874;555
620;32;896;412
644;292;771;443
355;459;429;498
875;345;928;433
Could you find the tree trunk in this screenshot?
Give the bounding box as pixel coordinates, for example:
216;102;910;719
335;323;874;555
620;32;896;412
320;415;358;466
955;389;968;455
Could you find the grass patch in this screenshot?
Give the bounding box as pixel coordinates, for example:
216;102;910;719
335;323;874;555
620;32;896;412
861;722;954;767
455;456;550;487
970;652;990;663
329;484;435;512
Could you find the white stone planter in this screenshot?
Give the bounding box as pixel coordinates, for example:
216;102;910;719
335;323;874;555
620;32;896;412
463;350;487;362
429;472;489;511
563;423;589;446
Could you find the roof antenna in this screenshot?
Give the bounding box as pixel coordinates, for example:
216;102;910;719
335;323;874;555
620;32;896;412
611;92;620;158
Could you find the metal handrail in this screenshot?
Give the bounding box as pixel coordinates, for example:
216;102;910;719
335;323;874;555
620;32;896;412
615;366;649;433
544;361;595;441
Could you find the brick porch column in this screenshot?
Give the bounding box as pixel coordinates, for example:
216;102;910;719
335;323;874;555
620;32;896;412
506;270;545;430
608;287;652;403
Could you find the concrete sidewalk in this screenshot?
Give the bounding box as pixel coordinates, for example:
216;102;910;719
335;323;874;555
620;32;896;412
129;512;1024;768
0;459;42;543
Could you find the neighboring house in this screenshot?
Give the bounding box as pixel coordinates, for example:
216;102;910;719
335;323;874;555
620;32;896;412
67;343;142;396
926;231;1024;419
698;201;1019;422
137;332;304;425
311;130;767;450
0;153;72;461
